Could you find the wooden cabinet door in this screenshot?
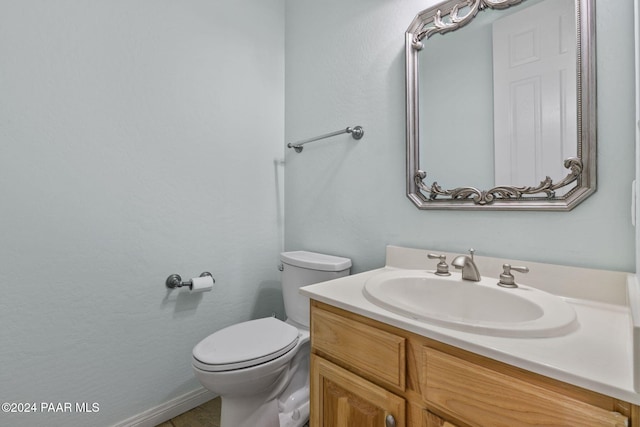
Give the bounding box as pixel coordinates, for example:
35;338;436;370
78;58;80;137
423;411;458;427
311;354;405;427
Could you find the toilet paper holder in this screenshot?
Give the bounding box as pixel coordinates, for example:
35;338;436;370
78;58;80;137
165;272;215;290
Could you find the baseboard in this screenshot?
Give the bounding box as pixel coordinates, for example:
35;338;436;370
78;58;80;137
111;387;217;427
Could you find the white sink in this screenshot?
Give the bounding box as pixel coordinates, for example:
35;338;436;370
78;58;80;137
363;270;578;338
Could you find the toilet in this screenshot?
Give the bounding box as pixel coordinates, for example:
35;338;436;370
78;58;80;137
192;251;352;427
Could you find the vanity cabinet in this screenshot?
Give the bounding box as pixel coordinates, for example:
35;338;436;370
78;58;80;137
310;300;638;427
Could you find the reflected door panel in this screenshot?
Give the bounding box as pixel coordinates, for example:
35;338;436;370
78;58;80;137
493;0;576;192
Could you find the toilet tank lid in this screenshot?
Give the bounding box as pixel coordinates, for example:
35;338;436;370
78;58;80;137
280;251;351;272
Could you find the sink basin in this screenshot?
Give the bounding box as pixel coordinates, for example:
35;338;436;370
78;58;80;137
363;270;578;337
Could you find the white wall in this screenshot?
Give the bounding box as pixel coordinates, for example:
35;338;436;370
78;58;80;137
284;0;636;274
0;1;284;426
635;0;640;273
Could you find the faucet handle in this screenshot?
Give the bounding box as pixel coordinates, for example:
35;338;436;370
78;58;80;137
427;253;451;276
498;264;529;288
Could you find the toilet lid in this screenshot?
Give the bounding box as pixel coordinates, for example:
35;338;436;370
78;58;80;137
192;317;299;372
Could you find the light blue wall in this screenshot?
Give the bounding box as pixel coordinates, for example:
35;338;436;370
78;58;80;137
0;1;284;426
284;0;636;274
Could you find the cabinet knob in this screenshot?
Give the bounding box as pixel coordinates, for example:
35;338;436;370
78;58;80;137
385;414;396;427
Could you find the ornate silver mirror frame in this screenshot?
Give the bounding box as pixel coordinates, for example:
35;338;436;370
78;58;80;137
405;0;596;211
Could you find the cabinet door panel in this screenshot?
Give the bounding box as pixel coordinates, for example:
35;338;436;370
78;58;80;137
311;354;405;427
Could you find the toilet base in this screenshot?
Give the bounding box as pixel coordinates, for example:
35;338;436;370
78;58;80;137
220;393;279;427
220;395;308;427
278;400;309;427
218;349;310;427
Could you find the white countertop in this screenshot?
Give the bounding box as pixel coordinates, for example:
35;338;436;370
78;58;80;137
300;246;639;405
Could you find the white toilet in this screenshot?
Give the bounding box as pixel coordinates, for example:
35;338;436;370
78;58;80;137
192;251;352;427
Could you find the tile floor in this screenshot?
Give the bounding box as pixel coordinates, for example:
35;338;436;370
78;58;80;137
156;397;221;427
155;398;309;427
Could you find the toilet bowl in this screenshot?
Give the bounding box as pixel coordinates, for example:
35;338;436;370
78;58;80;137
192;251;351;427
193;317;309;427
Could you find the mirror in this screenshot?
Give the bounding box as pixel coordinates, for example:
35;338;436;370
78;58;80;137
405;0;596;210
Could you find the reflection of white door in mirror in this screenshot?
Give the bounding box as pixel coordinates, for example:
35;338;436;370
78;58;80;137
493;0;576;195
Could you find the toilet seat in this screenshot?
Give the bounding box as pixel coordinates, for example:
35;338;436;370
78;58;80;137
193;317;299;372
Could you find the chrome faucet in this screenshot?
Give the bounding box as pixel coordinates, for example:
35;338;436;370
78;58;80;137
451;249;481;282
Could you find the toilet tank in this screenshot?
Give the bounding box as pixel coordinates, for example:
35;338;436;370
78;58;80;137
280;251;351;328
